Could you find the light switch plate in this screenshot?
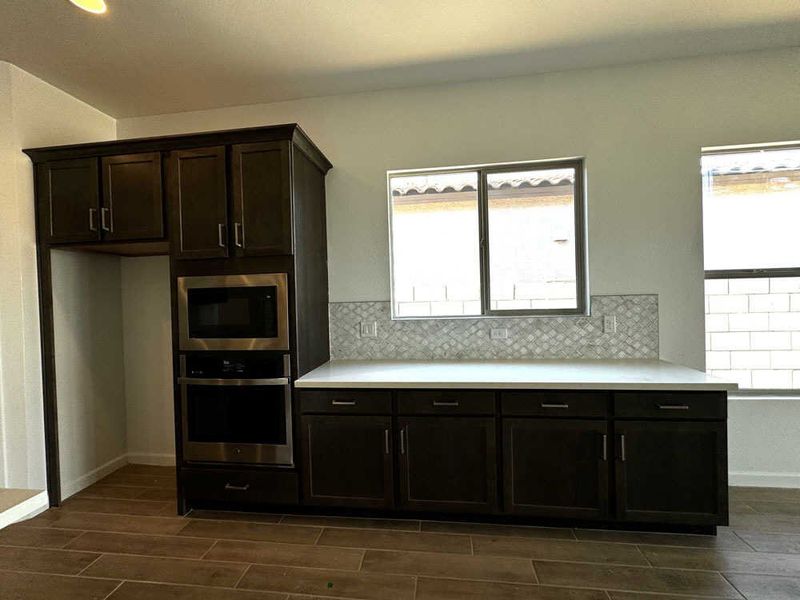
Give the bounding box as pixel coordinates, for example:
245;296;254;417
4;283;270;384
490;328;509;340
603;315;617;334
359;321;378;338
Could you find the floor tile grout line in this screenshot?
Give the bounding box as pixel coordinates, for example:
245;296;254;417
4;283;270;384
731;529;759;553
99;580;125;600
530;558;539;584
719;571;749;600
232;563;253;589
198;539;219;560
75;552;106;576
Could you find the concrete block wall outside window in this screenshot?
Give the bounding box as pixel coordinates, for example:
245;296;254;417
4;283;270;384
705;277;800;389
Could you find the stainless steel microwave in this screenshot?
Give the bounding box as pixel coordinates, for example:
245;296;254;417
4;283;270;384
177;273;290;351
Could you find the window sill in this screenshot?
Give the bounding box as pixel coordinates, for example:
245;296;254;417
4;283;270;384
729;392;800;401
390;311;591;322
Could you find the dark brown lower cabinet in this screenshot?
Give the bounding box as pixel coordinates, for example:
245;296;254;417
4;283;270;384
503;418;609;519
301;415;393;508
615;420;727;526
398;416;497;513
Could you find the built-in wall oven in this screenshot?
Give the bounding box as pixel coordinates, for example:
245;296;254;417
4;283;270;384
180;354;293;466
178;273;290;351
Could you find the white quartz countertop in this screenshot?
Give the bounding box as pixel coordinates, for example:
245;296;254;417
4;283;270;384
294;359;737;391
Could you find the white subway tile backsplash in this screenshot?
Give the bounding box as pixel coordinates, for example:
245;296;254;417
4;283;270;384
731;351;771;369
704;279;729;295
705;314;729;332
770;351;800;369
769;312;800;331
791;294;800;312
751;331;792;350
728;313;769;332
710;332;750;351
709;369;751;388
749;293;790;313
752;369;793;389
770;277;800;293
729;278;770;294
706;351;731;369
708;295;748;314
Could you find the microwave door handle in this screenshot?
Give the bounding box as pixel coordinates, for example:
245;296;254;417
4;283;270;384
177;377;290;386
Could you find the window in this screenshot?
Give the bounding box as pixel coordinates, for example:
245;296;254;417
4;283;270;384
702;144;800;390
388;159;587;318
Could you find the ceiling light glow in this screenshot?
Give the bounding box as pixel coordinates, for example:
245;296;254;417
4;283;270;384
68;0;107;14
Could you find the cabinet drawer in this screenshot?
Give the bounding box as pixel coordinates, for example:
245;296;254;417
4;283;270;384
298;390;392;414
614;392;726;420
501;391;609;418
182;468;298;505
397;390;495;415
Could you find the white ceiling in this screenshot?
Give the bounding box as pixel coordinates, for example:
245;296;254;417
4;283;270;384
1;0;799;118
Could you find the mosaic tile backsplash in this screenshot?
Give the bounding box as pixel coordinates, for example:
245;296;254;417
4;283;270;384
329;295;659;360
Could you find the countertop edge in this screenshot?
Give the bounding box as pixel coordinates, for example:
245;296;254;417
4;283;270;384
294;381;736;391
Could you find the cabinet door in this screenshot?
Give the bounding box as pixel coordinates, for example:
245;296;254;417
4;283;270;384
231;142;292;256
36;158;100;243
398;416;497;513
101;153;163;241
301;415;393;508
615;420;727;526
168;146;228;259
503;418;609;519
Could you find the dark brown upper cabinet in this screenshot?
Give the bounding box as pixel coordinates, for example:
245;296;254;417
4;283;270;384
614;420;727;526
231;141;292;256
168;146;229;259
503;418;609;520
398;416;497;514
101;153;163;241
36;158;100;243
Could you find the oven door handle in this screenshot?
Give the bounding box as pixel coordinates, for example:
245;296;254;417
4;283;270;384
178;377;290;386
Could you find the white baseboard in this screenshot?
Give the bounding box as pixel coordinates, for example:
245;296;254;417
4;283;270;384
60;452;177;500
0;491;48;529
730;471;800;488
60;454;129;500
126;452;175;466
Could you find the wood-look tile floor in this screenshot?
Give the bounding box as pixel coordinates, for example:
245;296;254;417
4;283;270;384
2;466;800;599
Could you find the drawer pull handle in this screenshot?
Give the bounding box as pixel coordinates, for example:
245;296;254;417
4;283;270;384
433;401;459;407
224;483;250;491
658;404;690;410
541;403;569;409
400;427;407;455
620;434;626;462
384;428;390;454
332;400;356;406
602;434;608;461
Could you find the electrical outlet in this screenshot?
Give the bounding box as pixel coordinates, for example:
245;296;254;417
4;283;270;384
603;315;617;334
359;321;378;338
490;328;509;340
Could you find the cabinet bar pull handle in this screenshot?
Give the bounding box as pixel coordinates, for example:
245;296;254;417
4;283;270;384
658;404;690;410
400;427;406;455
224;483;250;491
384;428;390;454
620;434;626;461
234;222;244;248
88;208;97;231
217;223;226;247
331;400;356;406
602;434;608;461
433;400;459;407
541;403;569;409
100;207;111;231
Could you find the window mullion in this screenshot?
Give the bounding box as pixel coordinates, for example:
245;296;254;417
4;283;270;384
477;168;490;316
